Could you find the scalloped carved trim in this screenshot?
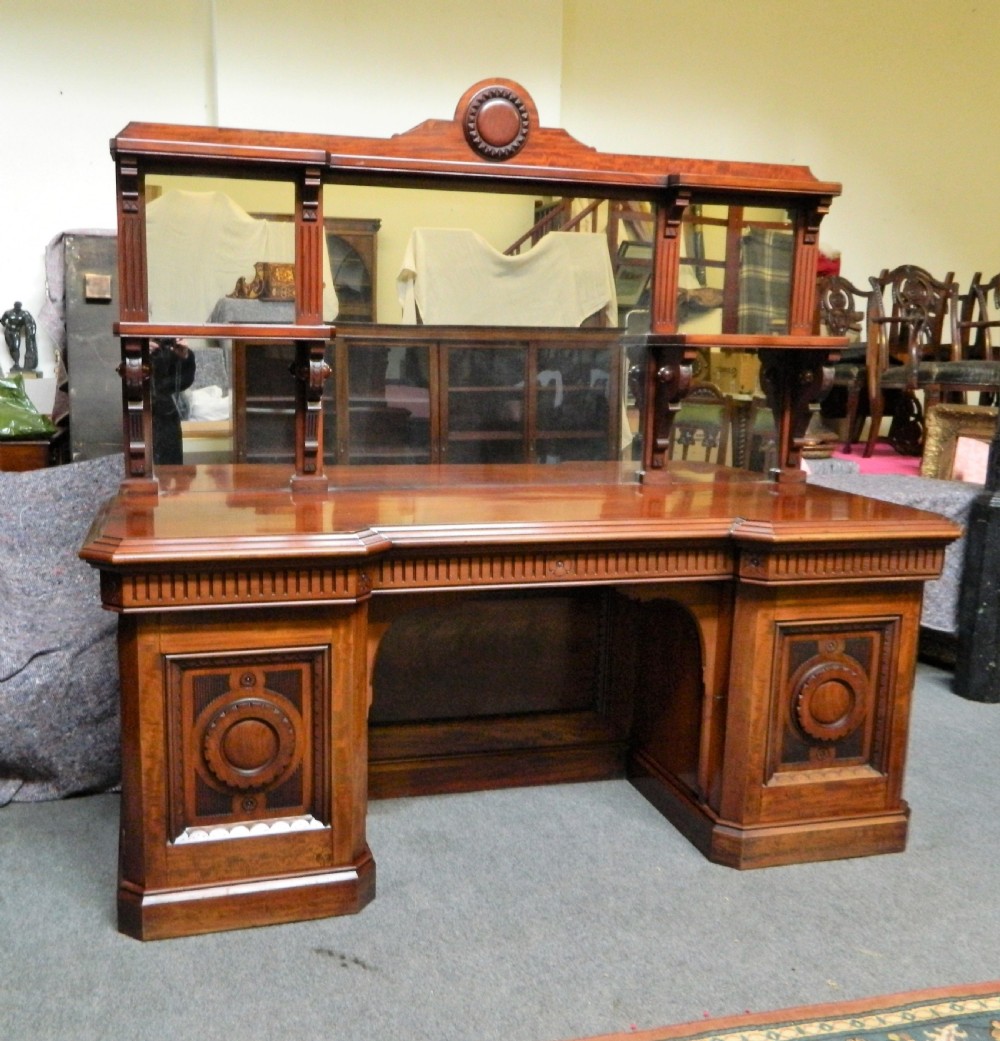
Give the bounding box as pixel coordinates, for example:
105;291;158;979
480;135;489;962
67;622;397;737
174;815;326;845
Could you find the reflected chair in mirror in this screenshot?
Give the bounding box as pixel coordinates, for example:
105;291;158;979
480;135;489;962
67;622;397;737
729;396;779;472
815;274;877;453
667;382;733;464
863;264;956;457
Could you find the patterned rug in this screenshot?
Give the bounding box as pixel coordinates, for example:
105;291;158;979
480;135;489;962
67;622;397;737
572;981;1000;1041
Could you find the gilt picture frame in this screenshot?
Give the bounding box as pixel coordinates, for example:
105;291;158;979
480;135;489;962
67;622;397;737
920;403;998;481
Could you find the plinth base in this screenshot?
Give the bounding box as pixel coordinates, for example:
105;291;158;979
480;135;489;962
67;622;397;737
118;848;376;941
630;765;908;869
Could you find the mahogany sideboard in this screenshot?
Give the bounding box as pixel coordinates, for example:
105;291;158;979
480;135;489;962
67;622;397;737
80;80;959;939
82;460;956;940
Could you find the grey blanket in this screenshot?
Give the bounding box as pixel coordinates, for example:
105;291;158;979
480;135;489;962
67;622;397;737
808;472;978;634
0;454;123;805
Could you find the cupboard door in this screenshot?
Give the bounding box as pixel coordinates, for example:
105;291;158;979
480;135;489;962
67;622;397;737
234;341;338;465
342;339;434;464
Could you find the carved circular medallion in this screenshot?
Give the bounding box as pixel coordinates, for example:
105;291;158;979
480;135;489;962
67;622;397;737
201;696;297;790
792;658;869;742
463;85;530;161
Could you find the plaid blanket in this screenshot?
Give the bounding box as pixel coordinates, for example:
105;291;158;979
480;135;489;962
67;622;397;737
738;228;793;334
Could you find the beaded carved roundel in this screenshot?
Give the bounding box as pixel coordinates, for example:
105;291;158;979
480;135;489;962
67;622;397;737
463;86;531;161
201;696;297;791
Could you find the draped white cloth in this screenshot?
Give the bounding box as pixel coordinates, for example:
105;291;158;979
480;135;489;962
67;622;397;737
146;190;338;324
397;228;617;327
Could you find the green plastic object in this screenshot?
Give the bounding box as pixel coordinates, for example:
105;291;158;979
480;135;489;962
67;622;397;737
0;373;56;439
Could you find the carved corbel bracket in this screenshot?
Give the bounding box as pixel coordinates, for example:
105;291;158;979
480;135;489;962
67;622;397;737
300;166;322;223
801;196;832;247
116;336;153;481
661;189;693;240
758;348;834;480
638;343;693;476
117;154;141;215
292;341;333;483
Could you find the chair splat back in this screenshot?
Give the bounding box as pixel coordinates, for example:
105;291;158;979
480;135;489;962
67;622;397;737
863;265;956;457
954;272;1000;363
815;274;877;453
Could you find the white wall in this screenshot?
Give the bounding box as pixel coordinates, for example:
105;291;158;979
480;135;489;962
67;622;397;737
2;0;564;376
211;0;564;136
1;0;215;376
4;0;999;380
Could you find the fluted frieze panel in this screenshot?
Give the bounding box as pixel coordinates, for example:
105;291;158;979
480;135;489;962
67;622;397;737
374;545;732;591
103;565;365;610
739;545;945;583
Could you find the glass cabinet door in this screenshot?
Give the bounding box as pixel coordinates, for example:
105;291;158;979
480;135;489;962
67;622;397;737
235;341;337;464
534;342;616;463
443;343;528;464
344;341;432;464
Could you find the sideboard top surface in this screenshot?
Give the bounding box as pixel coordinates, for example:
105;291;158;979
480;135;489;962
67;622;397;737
81;462;960;568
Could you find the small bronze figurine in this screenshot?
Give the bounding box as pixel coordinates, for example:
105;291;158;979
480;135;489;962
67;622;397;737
1;301;39;374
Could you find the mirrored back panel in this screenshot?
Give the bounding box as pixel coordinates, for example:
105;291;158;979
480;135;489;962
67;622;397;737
112;78;841;479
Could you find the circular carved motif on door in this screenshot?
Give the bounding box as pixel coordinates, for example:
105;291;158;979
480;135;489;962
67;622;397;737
462;85;531;161
791;658;869;742
200;696;297;791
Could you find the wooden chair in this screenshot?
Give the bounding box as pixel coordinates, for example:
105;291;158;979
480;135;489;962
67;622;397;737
863;265;956;457
816;274;878;453
668;382;733;464
922;271;1000;410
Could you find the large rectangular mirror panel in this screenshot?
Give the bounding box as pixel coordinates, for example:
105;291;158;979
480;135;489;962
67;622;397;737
138;177;806;475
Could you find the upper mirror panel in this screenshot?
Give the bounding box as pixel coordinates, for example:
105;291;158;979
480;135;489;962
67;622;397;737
144;174;332;325
144;174;660;331
323;186;649;330
677;204;794;337
143;175;798;337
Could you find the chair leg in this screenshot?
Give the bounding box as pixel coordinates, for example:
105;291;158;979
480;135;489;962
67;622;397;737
863;391;884;457
842;383;861;454
886;391;924;455
848;393;868;447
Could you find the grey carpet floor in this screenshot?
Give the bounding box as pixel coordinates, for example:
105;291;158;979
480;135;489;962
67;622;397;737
1;662;998;1041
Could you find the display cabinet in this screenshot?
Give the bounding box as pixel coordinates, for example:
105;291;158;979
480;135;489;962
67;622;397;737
234;326;622;464
325;217;379;323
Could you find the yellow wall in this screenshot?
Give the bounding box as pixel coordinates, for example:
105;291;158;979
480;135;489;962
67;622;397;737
561;0;1000;287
